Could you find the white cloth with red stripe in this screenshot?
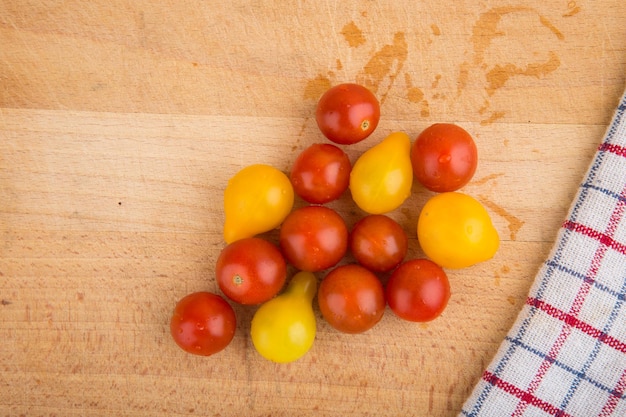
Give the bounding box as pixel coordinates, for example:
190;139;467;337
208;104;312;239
460;90;626;417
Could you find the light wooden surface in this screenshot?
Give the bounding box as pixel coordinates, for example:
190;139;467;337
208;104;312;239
1;1;625;416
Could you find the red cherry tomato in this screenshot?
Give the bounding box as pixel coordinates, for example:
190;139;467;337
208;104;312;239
170;292;236;356
386;259;450;322
318;264;386;333
315;83;380;145
411;123;478;192
216;237;287;305
349;214;408;273
290;143;351;204
279;205;348;272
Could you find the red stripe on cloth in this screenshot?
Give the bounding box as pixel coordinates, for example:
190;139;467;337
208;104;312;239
511;327;574;417
482;370;572;417
562;220;626;256
513;298;584;416
599;142;626;158
598;369;626;416
527;297;626;354
510;184;626;415
513;191;626;414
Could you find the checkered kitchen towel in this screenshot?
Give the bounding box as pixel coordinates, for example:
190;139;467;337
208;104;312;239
461;90;626;417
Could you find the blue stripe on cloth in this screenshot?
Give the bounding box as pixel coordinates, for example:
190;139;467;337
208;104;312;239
559;270;626;409
544;260;626;302
503;335;626;401
580;182;626;206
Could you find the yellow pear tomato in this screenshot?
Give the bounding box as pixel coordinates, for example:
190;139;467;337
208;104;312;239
417;192;499;269
223;164;294;244
349;132;413;214
250;271;317;363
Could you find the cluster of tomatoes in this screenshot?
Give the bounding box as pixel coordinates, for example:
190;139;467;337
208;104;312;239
170;83;500;363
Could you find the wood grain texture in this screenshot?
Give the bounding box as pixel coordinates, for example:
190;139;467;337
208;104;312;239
1;1;625;416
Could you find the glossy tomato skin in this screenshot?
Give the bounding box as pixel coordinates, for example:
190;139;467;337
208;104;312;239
411;123;478;192
318;264;385;333
279;205;348;272
216;237;287;305
170;292;236;356
417;192;499;269
350;214;408;273
290;143;351;204
223;164;294;243
386;259;450;322
349;131;413;214
316;83;380;145
251;271;317;363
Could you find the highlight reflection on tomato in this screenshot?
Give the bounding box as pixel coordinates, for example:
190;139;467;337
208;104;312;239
318;264;385;333
411;123;478;192
279;205;348;272
251;271;317;363
290;143;351;204
223;164;294;244
216;237;287;305
170;292;236;356
350;214;408;273
349;131;413;214
386;259;450;322
316;83;380;145
417;192;499;269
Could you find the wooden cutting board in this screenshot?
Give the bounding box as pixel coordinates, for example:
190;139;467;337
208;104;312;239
1;1;625;416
